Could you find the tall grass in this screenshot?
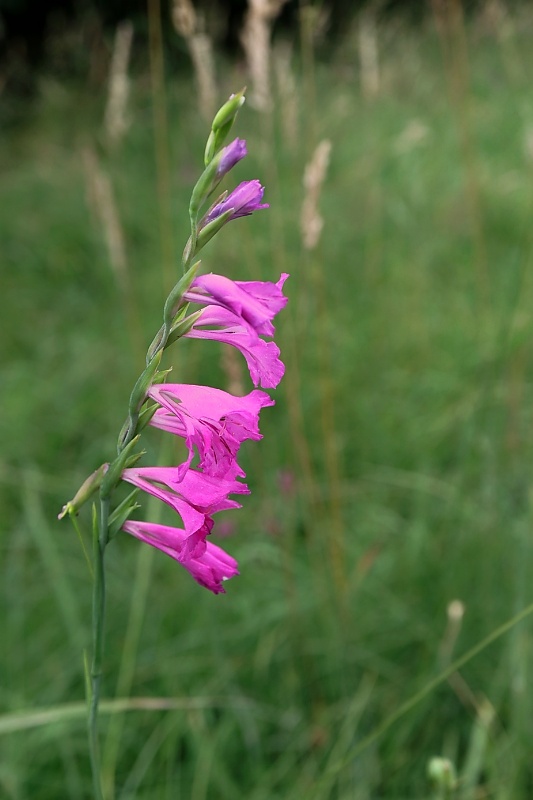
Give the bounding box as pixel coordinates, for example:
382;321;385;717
2;7;533;797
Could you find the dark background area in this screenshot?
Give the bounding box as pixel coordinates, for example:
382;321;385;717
0;0;495;95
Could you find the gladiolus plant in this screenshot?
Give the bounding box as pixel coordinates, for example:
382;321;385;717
59;90;287;799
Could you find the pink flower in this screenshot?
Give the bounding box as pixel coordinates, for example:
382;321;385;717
182;273;288;388
185;273;289;337
121;466;248;560
185;306;285;389
202;180;268;227
148;384;274;480
122;519;239;594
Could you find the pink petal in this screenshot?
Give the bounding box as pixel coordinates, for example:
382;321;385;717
122;466;248;559
148;384;274;479
185;272;288;336
185;308;285;389
123;519;239;594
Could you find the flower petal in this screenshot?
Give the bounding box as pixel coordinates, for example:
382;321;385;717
185;272;288;337
122;466;248;558
122;519;239;594
216;138;247;179
202;180;268;227
148;384;274;479
185;308;285;388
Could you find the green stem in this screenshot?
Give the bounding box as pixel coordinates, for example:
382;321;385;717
88;495;111;800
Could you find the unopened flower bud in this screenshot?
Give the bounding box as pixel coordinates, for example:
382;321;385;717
200;180;268;228
204;90;246;165
190;140;248;223
216;138;247;179
58;464;107;519
212;90;246;131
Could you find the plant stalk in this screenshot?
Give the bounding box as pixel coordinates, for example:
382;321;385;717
88;494;111;800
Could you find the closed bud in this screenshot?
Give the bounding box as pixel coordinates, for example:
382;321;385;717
212;90;245;131
58;464;107;519
204;90;246;165
190;138;247;223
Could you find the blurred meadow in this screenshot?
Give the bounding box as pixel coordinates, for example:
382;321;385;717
2;1;533;797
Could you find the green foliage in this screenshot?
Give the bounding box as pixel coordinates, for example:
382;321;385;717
2;12;533;798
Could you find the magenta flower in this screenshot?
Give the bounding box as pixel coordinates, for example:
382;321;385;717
122;519;239;594
216;138;247;179
121;466;248;559
185;272;289;337
202;180;268;227
185;306;285;389
148;384;274;480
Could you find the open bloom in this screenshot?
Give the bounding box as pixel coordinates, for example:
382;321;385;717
181;272;288;389
123;519;239;594
148;384;274;480
202;180;268;227
185;306;285;389
185;273;289;337
122;466;248;560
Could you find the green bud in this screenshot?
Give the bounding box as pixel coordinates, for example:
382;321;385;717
212;90;246;131
101;436;143;499
204;90;246;165
58;463;107;519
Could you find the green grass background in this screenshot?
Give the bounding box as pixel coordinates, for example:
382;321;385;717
2;8;533;798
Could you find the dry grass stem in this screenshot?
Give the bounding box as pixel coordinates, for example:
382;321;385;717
104;21;134;147
171;0;217;120
475;0;509;37
82;146;143;362
82;146;128;291
439;599;466;665
241;0;288;112
273;40;298;149
300;139;332;251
